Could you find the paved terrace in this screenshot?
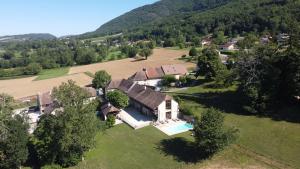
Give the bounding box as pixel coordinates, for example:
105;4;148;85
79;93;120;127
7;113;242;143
117;108;153;129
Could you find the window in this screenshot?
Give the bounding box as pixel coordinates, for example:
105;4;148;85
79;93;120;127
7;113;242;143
166;100;171;109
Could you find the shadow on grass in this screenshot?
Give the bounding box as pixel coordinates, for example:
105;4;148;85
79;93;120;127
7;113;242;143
157;137;207;163
173;90;300;123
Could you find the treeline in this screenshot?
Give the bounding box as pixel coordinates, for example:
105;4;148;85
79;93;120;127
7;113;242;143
0;40;111;78
122;0;299;48
0;63;42;79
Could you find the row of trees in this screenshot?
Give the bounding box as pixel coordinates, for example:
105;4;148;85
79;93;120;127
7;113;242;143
0;39;112;77
0;62;42;78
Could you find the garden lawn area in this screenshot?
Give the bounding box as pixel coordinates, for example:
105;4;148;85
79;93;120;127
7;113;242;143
34;67;70;81
70;124;269;169
171;82;300;169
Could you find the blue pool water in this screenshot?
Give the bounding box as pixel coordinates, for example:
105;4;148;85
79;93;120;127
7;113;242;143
165;123;193;135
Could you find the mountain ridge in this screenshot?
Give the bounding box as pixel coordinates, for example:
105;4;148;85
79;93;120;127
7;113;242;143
91;0;232;36
0;33;56;43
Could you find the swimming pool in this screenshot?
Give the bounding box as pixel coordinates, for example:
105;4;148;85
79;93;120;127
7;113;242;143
164;123;193;135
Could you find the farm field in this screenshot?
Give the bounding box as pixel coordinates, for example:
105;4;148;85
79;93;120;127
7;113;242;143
0;48;194;99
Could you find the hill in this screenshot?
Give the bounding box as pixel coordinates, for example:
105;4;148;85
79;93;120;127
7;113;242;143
90;0;232;36
0;33;56;43
88;0;300;39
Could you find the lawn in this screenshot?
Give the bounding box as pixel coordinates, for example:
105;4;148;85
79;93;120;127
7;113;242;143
171;81;300;169
70;125;269;169
34;67;70;81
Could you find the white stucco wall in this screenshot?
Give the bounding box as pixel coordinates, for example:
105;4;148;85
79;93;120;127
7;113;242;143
157;99;179;122
171;100;179;119
157;101;166;122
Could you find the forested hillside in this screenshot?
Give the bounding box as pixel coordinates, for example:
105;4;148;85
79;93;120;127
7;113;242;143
90;0;233;36
90;0;300;41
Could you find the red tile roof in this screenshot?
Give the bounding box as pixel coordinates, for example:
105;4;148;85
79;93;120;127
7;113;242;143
161;64;188;75
145;67;165;79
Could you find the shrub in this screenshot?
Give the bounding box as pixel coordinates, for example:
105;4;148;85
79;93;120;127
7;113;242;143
24;63;42;75
186;76;193;84
161;75;177;86
189;47;198;56
179;76;187;85
106;115;116;128
178;43;185;49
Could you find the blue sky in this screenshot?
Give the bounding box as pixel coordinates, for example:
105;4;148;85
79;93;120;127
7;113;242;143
0;0;158;37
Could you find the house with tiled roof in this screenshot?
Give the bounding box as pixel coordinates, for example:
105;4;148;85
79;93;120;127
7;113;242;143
129;64;188;88
106;79;179;122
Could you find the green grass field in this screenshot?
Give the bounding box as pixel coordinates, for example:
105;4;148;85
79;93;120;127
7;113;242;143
34;67;70;81
171;81;300;168
70;125;269;169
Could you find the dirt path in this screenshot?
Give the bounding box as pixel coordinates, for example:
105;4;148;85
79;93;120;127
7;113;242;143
0;48;194;99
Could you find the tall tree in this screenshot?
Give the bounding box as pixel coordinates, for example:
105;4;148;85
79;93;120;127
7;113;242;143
52;80;90;110
31;114;60;166
0;94;29;169
196;47;228;81
92;70;111;98
139;48;153;60
0;94;14;141
194;108;238;157
32;81;99;167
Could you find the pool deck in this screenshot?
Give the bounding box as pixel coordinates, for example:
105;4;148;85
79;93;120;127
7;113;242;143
117;107;152;129
154;120;193;136
115;107;193;135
